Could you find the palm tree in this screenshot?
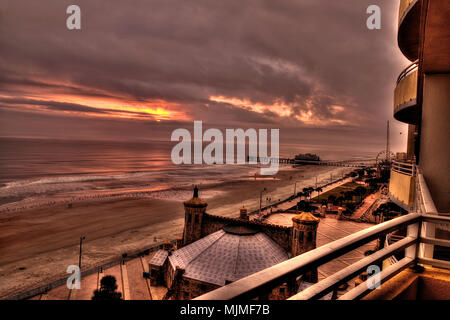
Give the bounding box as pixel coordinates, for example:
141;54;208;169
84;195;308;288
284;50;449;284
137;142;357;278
344;191;353;204
307;187;315;200
302;187;311;202
328;195;337;205
92;275;122;300
315;187;323;201
354;186;367;202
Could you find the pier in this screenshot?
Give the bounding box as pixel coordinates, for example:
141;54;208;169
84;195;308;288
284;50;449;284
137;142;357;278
247;156;376;168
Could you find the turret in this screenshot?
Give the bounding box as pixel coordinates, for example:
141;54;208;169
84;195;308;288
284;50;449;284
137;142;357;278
239;206;249;221
182;186;207;245
291;212;320;282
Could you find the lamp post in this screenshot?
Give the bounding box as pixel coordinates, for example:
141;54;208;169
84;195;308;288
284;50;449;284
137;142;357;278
259;187;267;219
79;236;86;269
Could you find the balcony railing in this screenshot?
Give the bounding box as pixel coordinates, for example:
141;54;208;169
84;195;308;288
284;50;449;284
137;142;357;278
397;0;420;62
392;159;415;176
389;159;416;215
394;61;419;124
398;0;418;26
195;173;449;300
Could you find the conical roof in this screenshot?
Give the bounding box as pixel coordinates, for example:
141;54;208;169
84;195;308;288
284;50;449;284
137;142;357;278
184;186;207;207
292;211;319;223
168;228;288;286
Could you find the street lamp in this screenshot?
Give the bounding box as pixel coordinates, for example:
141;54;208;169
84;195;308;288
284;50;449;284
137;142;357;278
294;181;302;197
79;236;86;269
259;187;267;218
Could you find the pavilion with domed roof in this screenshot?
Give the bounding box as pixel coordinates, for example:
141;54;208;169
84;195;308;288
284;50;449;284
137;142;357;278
148;187;321;300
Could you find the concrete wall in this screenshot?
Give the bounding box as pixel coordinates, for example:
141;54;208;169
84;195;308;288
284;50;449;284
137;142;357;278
407;124;416;159
419;74;450;212
176;277;220;300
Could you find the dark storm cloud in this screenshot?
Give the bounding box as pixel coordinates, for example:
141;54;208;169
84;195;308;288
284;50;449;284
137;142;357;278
0;97;164;120
0;0;409;153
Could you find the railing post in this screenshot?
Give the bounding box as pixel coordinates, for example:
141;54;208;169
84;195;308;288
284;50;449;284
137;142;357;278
405;222;419;263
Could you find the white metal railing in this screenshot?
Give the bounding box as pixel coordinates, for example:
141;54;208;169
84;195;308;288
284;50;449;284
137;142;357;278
391;159;416;176
195;213;449;300
195;172;449;300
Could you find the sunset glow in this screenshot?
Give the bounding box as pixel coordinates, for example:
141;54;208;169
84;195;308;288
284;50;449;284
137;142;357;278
0;93;187;121
209;95;293;117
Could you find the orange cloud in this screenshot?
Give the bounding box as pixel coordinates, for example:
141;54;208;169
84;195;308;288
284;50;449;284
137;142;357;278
209;95;293;117
2;92;188;121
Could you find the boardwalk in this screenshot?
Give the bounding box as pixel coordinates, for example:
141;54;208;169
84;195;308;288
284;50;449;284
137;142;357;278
248;156;376;168
29;251;167;301
252;177;353;219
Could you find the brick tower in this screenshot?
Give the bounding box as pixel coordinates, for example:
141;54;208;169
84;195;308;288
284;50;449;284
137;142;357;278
291;212;320;282
239;206;249;221
182;186;207;246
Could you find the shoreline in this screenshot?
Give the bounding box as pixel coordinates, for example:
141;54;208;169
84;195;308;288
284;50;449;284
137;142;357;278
0;165;356;297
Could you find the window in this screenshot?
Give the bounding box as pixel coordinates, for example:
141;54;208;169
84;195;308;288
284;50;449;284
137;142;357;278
195;215;199;223
307;232;313;241
299;231;304;241
187;214;191;223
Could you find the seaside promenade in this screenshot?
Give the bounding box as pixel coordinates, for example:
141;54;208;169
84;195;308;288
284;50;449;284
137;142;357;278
27;216;375;300
254;177;354;218
20;171;381;300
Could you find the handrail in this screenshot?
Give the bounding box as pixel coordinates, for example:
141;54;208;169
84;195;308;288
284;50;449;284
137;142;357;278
417;174;438;213
339;257;415;300
194;213;421;300
195;170;448;300
396;60;418;85
289;236;416;300
195;211;450;300
391;159;415;176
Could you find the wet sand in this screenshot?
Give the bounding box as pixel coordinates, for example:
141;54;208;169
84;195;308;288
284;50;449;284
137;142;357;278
0;165;353;298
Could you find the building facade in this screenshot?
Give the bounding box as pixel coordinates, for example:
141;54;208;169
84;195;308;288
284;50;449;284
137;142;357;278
389;0;449;260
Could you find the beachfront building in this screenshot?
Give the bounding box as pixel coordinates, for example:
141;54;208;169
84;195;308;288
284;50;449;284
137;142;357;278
148;187;319;299
389;0;449;261
194;0;450;300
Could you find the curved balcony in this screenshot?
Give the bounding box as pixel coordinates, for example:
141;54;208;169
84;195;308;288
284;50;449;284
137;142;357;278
394;62;419;124
398;0;420;62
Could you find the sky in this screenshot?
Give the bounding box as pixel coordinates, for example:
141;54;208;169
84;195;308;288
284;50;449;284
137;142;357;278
0;0;411;158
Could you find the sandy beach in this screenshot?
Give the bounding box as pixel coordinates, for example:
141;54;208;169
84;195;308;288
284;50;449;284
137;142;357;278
0;164;354;298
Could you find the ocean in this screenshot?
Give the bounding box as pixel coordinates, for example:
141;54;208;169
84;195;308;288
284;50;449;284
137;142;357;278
0;137;370;211
0;137;264;208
